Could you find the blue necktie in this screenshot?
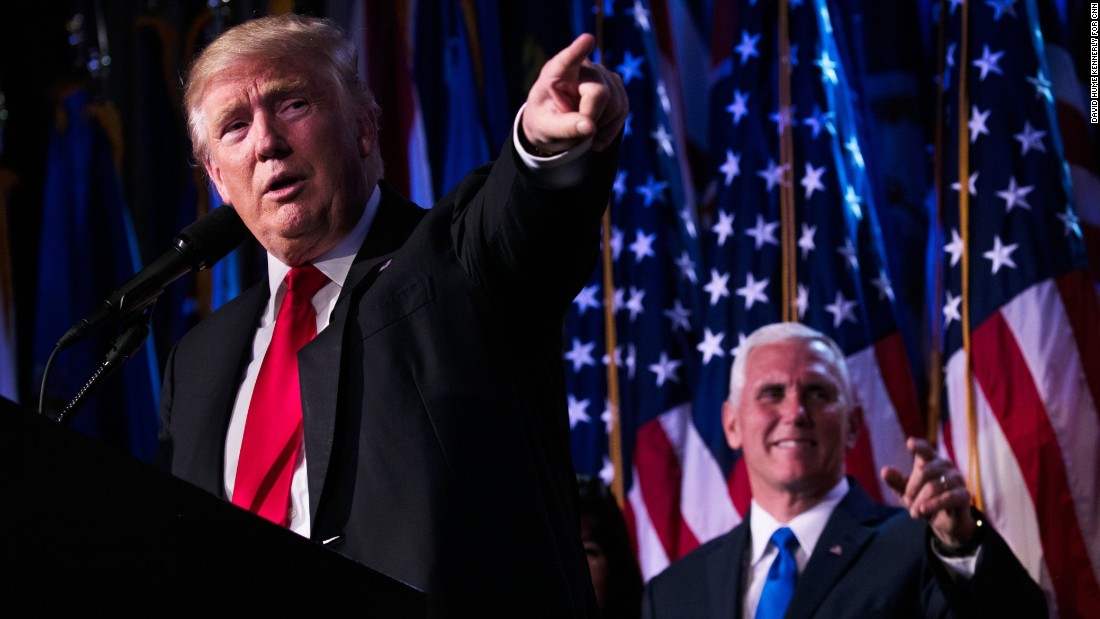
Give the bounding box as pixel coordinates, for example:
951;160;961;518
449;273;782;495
755;527;799;619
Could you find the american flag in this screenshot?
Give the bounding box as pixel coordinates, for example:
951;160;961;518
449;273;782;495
562;0;706;579
684;0;924;578
935;1;1100;616
31;89;160;461
567;0;924;582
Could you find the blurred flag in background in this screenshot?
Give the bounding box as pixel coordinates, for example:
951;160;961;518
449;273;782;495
934;0;1100;615
565;0;706;580
31;88;159;461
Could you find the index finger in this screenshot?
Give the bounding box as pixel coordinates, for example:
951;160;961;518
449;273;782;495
908;437;937;464
900;437;938;504
544;33;597;78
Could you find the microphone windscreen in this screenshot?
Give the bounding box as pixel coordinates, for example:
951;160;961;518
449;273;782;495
177;205;250;270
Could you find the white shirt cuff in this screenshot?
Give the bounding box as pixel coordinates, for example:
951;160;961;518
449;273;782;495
931;540;980;581
512;104;594;188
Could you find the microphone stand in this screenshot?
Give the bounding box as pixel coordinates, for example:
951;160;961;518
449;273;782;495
55;305;154;425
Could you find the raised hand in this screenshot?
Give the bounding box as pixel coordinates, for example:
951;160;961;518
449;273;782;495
881;437;979;550
521;33;629;154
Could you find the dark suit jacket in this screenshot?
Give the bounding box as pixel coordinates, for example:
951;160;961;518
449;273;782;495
642;480;1048;618
158;141;619;616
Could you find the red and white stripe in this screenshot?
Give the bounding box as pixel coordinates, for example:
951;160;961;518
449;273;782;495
942;269;1100;618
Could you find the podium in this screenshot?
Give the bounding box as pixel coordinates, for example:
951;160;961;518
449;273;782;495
0;397;426;615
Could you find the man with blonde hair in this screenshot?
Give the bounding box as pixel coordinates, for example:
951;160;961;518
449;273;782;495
159;12;627;616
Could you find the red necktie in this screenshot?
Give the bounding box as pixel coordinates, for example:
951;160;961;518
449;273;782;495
233;264;329;526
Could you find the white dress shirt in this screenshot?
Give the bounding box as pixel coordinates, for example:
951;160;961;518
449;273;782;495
744;478;849;619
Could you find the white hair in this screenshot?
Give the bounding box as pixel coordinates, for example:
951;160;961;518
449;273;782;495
726;322;854;409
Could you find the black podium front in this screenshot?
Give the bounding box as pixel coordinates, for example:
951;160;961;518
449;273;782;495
0;397;426;615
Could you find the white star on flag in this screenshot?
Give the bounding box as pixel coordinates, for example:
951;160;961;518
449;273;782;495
745;214;780;249
735;30;761;64
625;286;646;321
567;394;591;429
564;338;597;372
696;328;726;365
663;298;693;332
942;290;962;327
736;272;770;310
796;283;808;319
647;352;682;387
651;124;674;158
629;229;657;262
573;284;601;315
968;105;991;142
798;224;817;258
675;250;698;284
704;269;731;306
995;176;1034;212
944;228;964;266
872;269;895;301
757;160;788;192
983;235;1019;274
712;210;736;246
972;45;1005;80
837;239;858;270
801;162;826;199
720;150;741;185
1013;121;1046;155
824;290;858;328
951;172;979;196
727;90;750;125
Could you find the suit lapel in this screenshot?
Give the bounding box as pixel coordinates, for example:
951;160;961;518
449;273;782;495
342;181;426;296
710;524;750;619
183;282;269;495
298;183;426;522
786;483;881;616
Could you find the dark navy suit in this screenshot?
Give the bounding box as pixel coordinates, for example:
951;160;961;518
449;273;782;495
642;480;1047;618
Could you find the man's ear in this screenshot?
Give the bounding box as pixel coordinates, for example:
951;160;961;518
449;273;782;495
357;115;376;159
845;404;864;449
205;160;229;202
723;400;743;451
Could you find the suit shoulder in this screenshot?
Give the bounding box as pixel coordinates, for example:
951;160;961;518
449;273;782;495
174;281;266;350
649;526;739;588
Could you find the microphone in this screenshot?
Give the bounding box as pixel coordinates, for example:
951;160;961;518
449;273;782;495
56;205;250;350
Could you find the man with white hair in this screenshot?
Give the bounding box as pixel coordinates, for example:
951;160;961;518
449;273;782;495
642;322;1047;618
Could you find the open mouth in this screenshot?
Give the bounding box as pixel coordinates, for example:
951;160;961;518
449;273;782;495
267;175;301;192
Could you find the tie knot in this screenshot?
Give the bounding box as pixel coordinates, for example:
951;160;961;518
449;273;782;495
771;527;799;552
285;265;329;302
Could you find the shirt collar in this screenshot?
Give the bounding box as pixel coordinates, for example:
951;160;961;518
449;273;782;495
748;476;850;567
265;184;382;295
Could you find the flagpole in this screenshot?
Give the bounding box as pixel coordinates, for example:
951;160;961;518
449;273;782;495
591;1;624;507
956;0;984;511
777;0;797;322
